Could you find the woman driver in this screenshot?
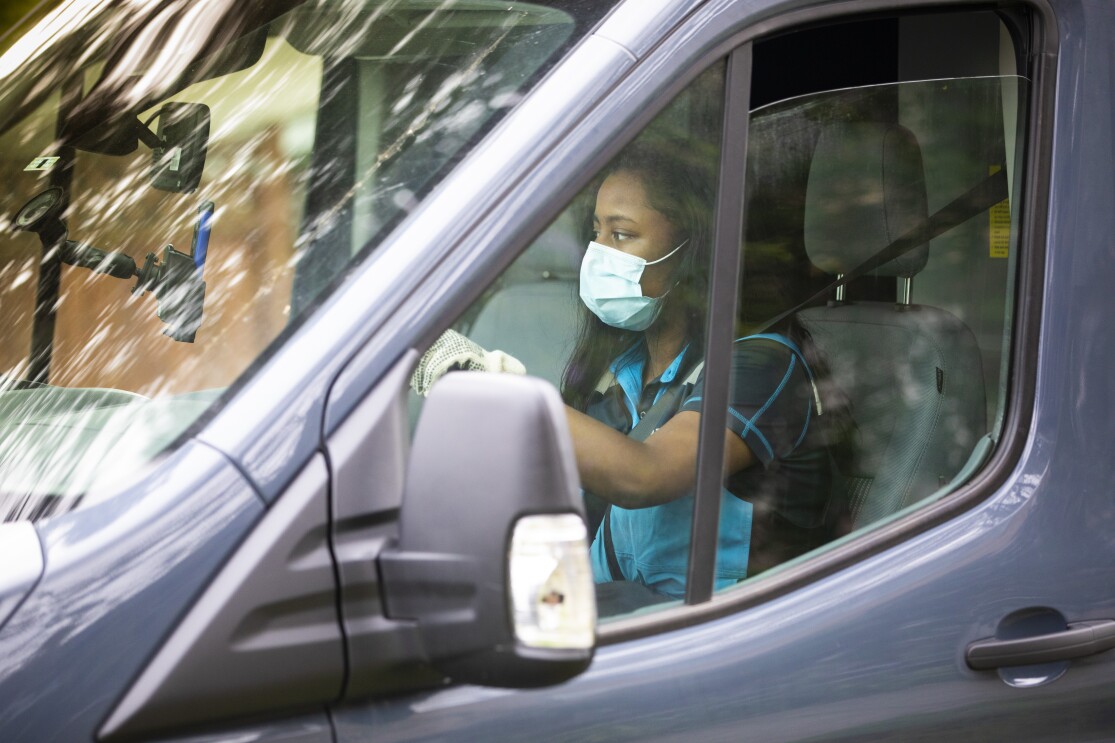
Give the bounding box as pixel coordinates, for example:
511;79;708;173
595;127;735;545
564;142;849;599
412;141;849;602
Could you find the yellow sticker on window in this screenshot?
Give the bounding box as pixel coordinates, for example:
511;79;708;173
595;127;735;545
989;165;1010;258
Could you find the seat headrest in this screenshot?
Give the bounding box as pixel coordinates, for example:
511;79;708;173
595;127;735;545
804;123;929;278
504;211;583;282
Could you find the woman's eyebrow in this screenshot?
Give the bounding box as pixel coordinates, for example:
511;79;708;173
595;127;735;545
595;213;637;225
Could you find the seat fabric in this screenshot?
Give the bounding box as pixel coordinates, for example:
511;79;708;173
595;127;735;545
469;212;583;388
797;121;989;529
800;303;985;528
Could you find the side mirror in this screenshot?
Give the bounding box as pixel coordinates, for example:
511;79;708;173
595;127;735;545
379;372;596;688
150;102;211;193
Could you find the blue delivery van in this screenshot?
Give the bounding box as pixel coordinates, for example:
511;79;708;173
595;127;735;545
0;0;1112;739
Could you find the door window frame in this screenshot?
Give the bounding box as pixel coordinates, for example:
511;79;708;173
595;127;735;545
684;44;751;604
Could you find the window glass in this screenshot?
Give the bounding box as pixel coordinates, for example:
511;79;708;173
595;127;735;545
0;0;617;522
717;13;1029;583
410;63;726;619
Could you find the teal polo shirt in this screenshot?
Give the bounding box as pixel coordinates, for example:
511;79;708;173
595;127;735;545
584;334;828;598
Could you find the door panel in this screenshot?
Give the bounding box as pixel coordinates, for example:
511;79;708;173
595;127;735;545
334;0;1115;740
333;474;1115;740
99;454;343;741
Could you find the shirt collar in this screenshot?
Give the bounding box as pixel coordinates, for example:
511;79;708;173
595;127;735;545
610;342;691;426
610;342;690;382
659;343;689;384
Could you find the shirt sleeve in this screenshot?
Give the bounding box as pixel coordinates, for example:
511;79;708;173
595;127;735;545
678;339;813;466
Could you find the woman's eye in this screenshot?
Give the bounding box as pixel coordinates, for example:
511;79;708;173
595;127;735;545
613;231;634;242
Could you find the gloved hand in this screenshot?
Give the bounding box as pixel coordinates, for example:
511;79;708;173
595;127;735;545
410;329;526;397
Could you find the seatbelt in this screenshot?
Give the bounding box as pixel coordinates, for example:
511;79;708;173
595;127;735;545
612;333;818;426
600;359;702;580
598;169;1008;402
602;508;624;582
757;167;1009;333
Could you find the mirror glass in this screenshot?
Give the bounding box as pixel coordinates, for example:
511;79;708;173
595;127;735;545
150;103;212;193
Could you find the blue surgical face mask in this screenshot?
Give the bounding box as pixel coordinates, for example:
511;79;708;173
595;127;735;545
579;239;687;331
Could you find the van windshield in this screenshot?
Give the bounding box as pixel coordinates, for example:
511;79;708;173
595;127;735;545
0;0;615;521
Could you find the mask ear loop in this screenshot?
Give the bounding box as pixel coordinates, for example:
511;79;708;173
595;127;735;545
644;238;689;266
644;238;690;299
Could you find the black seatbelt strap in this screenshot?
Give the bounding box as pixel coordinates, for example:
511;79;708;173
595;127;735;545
600;362;703;580
758;168;1009;333
602;507;623;582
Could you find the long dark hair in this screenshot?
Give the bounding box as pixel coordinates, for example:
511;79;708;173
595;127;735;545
561;141;715;411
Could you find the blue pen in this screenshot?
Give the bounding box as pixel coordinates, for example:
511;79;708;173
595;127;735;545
191;201;215;275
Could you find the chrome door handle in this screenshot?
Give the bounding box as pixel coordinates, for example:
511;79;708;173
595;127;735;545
966;619;1115;670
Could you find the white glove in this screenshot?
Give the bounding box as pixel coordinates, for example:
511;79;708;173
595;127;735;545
410;329;526;397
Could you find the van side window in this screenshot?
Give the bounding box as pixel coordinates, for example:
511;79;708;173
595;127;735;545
718;12;1028;585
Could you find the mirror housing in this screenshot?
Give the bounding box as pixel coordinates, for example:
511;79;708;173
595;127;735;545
150;103;211;193
379;372;595;688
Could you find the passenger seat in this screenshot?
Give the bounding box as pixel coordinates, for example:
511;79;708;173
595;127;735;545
798;122;986;528
468;212;584;389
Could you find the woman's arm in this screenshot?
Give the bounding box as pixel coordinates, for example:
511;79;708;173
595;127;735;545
566;406;754;509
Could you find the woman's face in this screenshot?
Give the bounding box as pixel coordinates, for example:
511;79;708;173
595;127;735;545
593;170;682;299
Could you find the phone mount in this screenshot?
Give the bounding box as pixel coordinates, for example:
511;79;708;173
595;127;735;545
12;187;207;343
133;246;206;343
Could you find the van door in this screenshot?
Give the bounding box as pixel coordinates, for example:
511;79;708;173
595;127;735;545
330;0;1115;740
